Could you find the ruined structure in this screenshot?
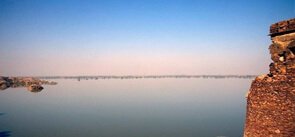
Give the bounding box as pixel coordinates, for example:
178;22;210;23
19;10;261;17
244;18;295;137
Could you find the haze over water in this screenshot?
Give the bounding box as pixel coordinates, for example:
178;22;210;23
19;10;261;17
1;78;251;137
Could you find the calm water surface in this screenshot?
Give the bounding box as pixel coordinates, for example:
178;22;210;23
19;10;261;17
0;79;251;137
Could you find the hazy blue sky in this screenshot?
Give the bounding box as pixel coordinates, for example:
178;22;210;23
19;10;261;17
0;0;294;76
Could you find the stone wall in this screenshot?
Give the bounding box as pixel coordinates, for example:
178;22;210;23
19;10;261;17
244;18;295;137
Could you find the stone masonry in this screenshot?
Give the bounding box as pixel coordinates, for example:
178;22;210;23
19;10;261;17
244;18;295;137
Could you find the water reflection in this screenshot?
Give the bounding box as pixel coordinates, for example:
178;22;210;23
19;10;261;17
0;85;43;93
0;86;8;90
0;113;11;137
0;79;252;137
0;131;11;137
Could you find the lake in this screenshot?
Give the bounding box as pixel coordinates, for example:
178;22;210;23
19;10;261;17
0;78;252;137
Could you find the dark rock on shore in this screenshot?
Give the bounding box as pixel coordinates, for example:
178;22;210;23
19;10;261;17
0;81;9;90
27;84;44;92
0;77;11;90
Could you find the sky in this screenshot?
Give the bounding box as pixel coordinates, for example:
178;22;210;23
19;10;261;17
0;0;294;76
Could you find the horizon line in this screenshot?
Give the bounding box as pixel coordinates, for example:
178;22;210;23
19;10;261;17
5;75;259;80
4;74;259;77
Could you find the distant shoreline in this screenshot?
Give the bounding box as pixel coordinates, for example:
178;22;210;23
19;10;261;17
25;75;257;80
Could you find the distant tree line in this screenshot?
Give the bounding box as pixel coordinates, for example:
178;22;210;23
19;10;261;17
35;75;257;80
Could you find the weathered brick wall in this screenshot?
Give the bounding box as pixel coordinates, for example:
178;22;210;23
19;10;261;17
244;18;295;137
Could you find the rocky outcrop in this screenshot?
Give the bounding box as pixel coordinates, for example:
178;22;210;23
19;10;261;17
0;76;57;92
0;77;12;90
244;18;295;137
27;84;44;92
